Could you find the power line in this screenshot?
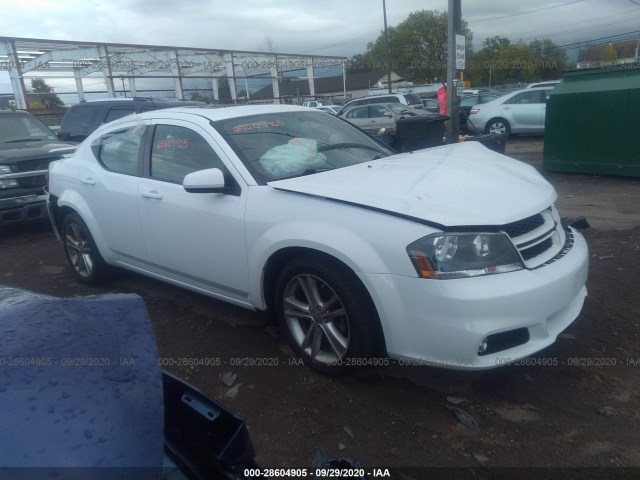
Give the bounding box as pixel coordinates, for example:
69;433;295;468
471;28;640;62
504;7;640;38
497;11;640;46
469;0;587;23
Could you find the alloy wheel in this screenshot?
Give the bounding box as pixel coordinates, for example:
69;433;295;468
282;274;350;365
64;222;94;278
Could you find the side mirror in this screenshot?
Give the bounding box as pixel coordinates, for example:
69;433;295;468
57;131;71;141
183;168;227;193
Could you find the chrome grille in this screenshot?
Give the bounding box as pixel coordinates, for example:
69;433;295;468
502;213;545;238
14;158;53;172
501;206;566;268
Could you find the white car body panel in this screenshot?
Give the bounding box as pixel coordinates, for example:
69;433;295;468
269;142;555;226
47;105;589;369
469;87;551;135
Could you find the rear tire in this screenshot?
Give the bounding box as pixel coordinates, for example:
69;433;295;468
274;254;383;376
485;118;511;139
61;212;112;285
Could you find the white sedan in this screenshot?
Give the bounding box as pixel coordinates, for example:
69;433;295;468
468;87;553;138
46;105;588;374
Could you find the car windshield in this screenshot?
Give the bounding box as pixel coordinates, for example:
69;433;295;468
0;114;57;143
212;111;395;184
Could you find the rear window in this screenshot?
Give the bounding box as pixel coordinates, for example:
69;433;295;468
104;107;135;123
403;94;423;106
60;106;103;141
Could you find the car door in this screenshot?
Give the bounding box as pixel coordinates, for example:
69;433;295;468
344;106;371;131
501;90;546;132
84;121;147;262
137;120;250;304
367;105;396;133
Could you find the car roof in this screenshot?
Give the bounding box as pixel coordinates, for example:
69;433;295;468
0;110;33;116
526;80;561;88
132;104;311;122
70;98;204;107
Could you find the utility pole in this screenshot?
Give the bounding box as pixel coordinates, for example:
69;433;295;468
383;0;392;94
446;0;462;143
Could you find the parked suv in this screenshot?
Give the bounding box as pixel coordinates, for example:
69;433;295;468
58;97;205;142
0;110;76;223
337;93;423;115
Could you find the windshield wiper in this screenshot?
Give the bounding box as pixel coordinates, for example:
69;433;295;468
276;167;334;181
3;138;44;143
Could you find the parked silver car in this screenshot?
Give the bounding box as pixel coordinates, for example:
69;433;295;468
468;87;553;138
340;103;434;135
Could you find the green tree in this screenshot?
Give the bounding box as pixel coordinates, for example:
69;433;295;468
355;10;473;83
467;37;567;86
28;78;65;111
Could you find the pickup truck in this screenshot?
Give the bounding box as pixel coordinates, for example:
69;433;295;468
0;110;76;224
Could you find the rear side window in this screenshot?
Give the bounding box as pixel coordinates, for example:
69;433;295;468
91;125;144;176
150;125;225;184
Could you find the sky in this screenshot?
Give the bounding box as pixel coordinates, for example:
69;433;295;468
1;0;639;96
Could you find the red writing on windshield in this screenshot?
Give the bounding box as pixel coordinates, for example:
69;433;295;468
233;120;284;134
156;138;189;149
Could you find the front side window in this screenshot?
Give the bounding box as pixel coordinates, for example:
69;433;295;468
150;125;225;184
507;91;544;105
346;107;368;119
213;110;394;184
370;106;390;118
91;125;144;176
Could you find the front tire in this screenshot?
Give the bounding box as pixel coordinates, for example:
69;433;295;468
274;254;382;375
61;212;112;285
485;117;511;139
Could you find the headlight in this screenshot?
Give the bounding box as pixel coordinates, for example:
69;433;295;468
0;165;12;174
0;179;20;189
407;233;524;279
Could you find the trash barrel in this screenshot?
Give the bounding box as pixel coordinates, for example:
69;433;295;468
393;114;448;151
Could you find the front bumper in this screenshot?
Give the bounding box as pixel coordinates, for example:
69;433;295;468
44;187;62;242
359;228;589;369
0;193;48;223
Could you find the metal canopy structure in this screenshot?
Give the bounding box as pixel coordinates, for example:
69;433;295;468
0;36;347;109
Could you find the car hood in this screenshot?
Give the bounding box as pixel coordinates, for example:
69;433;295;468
0;140;76;163
268;141;556;227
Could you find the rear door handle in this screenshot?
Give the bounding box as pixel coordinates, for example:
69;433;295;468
141;190;163;200
81;177;95;185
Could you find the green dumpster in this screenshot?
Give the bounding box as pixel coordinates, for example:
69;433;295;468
543;66;640;177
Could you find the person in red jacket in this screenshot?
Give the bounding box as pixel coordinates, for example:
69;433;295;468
437;84;447;116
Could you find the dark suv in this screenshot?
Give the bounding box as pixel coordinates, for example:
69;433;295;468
0;110;76;223
58;97;205;143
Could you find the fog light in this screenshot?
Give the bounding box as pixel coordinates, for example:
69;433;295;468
478;338;488;354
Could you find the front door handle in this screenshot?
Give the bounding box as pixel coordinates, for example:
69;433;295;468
81;177;95;185
141;190;163;200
